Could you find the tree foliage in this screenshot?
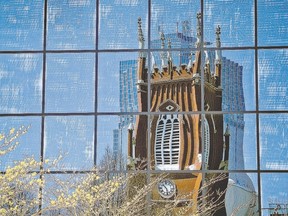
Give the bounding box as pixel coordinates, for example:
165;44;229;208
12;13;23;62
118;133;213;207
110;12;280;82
0;126;230;216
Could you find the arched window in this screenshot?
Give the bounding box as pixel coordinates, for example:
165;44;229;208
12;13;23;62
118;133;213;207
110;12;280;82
155;114;180;170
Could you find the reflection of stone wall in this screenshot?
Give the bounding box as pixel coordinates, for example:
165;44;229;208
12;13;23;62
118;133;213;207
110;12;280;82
225;179;258;215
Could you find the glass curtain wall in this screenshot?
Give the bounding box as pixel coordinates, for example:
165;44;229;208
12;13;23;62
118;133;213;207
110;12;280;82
0;0;287;215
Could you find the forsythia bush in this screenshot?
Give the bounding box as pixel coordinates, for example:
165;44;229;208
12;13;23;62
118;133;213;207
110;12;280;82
0;127;165;216
0;126;227;216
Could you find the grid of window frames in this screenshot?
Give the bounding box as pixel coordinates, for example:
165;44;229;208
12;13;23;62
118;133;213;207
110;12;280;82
0;0;287;215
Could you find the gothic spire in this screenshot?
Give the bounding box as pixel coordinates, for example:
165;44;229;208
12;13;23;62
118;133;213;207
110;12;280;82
224;124;230;136
188;51;193;69
160;31;165;49
167;38;172;61
215;25;222;65
138;17;145;49
160;31;167;67
196;12;202;48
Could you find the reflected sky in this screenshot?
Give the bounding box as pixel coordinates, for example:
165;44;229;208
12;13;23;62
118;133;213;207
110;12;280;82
259;49;288;111
99;0;148;49
46;53;95;112
260;114;288;170
44;116;94;171
47;0;96;50
204;0;254;47
0;0;44;50
0;54;42;113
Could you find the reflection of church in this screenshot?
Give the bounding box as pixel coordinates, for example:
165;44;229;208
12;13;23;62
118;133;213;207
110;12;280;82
130;13;229;169
127;13;258;215
127;13;229;215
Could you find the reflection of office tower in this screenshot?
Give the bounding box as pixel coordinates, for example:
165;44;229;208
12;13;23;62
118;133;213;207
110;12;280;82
112;60;138;162
119;60;138;126
128;15;229;215
151;30;196;67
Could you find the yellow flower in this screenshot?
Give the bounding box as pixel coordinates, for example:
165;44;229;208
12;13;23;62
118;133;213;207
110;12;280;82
0;208;7;214
9;128;15;134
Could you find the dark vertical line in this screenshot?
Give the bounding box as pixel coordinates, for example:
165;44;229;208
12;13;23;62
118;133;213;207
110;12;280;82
39;0;48;213
147;0;151;215
147;0;151;172
94;0;99;167
254;0;262;214
200;0;206;184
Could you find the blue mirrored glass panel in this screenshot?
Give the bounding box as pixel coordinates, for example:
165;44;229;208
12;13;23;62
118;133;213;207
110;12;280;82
204;0;254;47
99;0;148;49
97;115;138;171
44;116;94;171
151;0;200;49
0;0;44;50
47;0;96;50
0;117;41;171
0;54;42;114
261;173;288;215
98;52;140;112
258;49;288;111
205;49;256;111
200;114;257;171
45;53;95;113
224;114;257;171
225;173;258;216
260;114;288;170
258;0;288;46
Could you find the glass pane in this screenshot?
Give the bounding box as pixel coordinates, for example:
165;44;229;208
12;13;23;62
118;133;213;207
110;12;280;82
205;50;255;112
0;173;40;215
42;172;132;215
150;50;202;112
242;114;257;170
151;0;200;48
0;54;43;114
98;52;142;112
225;114;257;171
99;0;148;49
45;53;95;113
151;172;204;215
204;0;254;47
260;114;288;170
44;116;94;171
261;173;288;215
42;173;88;215
258;0;288;46
0;117;41;171
258;49;288;111
203;114;257;171
47;0;96;50
0;0;44;50
149;114;201;171
226;173;258;215
97;115;143;171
